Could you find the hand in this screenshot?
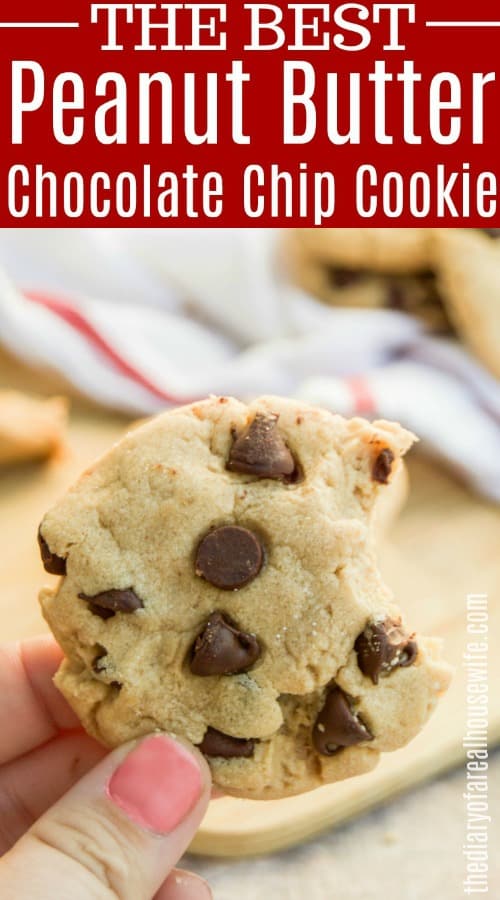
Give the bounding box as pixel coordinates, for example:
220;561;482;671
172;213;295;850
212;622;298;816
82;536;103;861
0;636;212;899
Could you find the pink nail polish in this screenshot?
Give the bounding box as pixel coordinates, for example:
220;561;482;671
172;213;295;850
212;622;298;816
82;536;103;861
107;735;203;833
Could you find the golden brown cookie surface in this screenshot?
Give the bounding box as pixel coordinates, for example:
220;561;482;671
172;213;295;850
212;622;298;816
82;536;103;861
39;396;451;799
0;391;68;465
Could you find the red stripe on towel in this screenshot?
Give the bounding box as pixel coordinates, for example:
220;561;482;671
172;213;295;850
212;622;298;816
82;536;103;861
25;290;196;407
344;375;376;415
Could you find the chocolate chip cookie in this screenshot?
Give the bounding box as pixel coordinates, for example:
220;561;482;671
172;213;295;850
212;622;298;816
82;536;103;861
39;396;451;799
285;228;500;337
284;229;452;332
0;391;68;465
435;228;500;379
294;229;434;273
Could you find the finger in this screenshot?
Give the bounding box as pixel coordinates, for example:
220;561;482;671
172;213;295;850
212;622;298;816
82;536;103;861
0;636;79;765
0;734;212;900
0;731;106;853
155;869;212;899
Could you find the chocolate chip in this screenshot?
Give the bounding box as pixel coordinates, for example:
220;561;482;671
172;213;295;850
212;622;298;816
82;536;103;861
37;527;66;575
387;282;405;311
79;588;144;618
87;603;115;620
195;526;264;590
482;229;500;238
92;650;108;674
372;448;394;484
418;269;438;285
198;726;255;758
400;639;418;668
190;611;261;676
355;618;418;685
313;686;373;756
326;266;364;289
227;413;297;481
387;271;442;310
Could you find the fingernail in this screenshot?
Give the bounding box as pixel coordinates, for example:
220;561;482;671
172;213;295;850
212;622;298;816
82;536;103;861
106;735;203;833
169;871;213;899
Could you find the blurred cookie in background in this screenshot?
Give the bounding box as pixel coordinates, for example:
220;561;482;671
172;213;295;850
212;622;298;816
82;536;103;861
285;229;451;333
435;228;500;380
284;229;500;361
0;391;68;465
293;228;433;273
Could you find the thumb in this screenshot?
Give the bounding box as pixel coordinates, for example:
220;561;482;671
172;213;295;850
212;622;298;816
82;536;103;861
0;733;212;900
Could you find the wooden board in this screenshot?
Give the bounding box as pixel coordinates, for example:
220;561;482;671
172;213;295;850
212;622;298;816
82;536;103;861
1;367;499;857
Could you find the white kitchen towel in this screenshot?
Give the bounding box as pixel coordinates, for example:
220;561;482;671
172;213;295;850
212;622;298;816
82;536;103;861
0;228;498;501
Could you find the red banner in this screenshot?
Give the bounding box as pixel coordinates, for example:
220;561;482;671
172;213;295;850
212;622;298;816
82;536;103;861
0;0;499;225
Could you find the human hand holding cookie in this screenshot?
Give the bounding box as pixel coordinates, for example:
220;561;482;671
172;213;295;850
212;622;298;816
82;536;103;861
37;396;452;801
0;635;213;900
